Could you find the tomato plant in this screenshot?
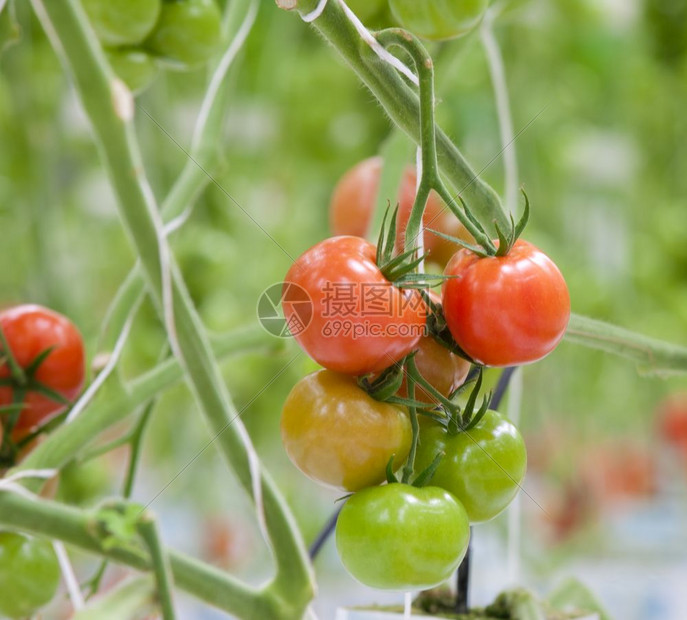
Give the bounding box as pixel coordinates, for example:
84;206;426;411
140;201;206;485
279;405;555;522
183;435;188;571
145;0;222;68
0;532;60;619
281;370;411;491
336;483;470;590
0;305;85;437
82;0;161;47
442;239;570;366
656;392;687;449
329;157;471;267
388;0;488;41
106;48;158;94
414;410;527;522
283;236;426;375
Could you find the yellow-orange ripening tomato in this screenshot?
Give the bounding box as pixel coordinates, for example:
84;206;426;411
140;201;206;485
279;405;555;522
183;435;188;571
329;157;473;267
281;370;411;491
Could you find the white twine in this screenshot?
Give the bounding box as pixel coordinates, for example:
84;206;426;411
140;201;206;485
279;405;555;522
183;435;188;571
66;302;138;424
299;0;419;86
302;0;328;22
193;0;259;152
53;541;85;611
0;469;58;500
481;8;519;216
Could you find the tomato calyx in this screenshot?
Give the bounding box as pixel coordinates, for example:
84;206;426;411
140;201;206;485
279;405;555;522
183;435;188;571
0;329;73;461
428;190;530;258
385;448;444;488
421;290;475;363
375;206;449;288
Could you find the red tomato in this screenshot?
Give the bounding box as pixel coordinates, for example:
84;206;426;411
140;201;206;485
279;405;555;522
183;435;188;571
329;157;472;267
0;305;85;435
656;392;687;448
283;236;427;375
442;240;570;366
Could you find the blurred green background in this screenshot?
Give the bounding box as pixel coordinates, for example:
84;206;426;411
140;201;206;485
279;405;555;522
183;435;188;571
2;0;687;617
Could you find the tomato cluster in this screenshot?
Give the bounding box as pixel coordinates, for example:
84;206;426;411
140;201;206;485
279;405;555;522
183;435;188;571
0;305;85;463
82;0;222;95
279;157;569;590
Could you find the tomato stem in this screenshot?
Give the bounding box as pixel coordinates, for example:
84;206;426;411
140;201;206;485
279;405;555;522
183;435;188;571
400;369;419;484
137;512;178;620
0;326;27;386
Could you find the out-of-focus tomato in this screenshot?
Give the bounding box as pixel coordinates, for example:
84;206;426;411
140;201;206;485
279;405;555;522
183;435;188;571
0;305;86;437
0;532;60;619
329;157;472;267
281;370;411;490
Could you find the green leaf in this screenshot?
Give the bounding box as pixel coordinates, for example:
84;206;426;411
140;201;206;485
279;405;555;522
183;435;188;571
548;577;611;620
96;502;146;552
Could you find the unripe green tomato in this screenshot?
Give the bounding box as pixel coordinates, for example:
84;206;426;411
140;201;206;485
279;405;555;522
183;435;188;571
336;483;470;590
82;0;162;47
0;532;60;619
145;0;222;69
106;48;159;95
414;411;527;522
389;0;488;40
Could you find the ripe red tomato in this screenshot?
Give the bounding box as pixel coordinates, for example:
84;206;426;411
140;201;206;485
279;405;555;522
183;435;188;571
283;236;427;375
329;157;472;267
0;305;86;436
656;392;687;449
442;240;570;366
281;370;411;491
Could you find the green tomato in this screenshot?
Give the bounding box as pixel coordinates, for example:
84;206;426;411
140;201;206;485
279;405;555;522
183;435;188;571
82;0;161;47
335;484;470;590
388;0;487;41
0;532;60;619
145;0;222;69
106;48;159;95
414;411;527;522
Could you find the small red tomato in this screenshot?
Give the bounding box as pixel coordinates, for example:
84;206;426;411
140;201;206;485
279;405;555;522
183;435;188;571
442;240;570;366
283;236;427;376
329;157;472;267
0;305;86;435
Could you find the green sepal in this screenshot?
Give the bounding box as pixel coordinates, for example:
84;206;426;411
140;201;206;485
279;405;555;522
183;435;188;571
425;228;489;257
412;451;444;488
358;361;405;402
385;455;399;484
460;367;483;428
463;392;491;431
24;345;56;375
